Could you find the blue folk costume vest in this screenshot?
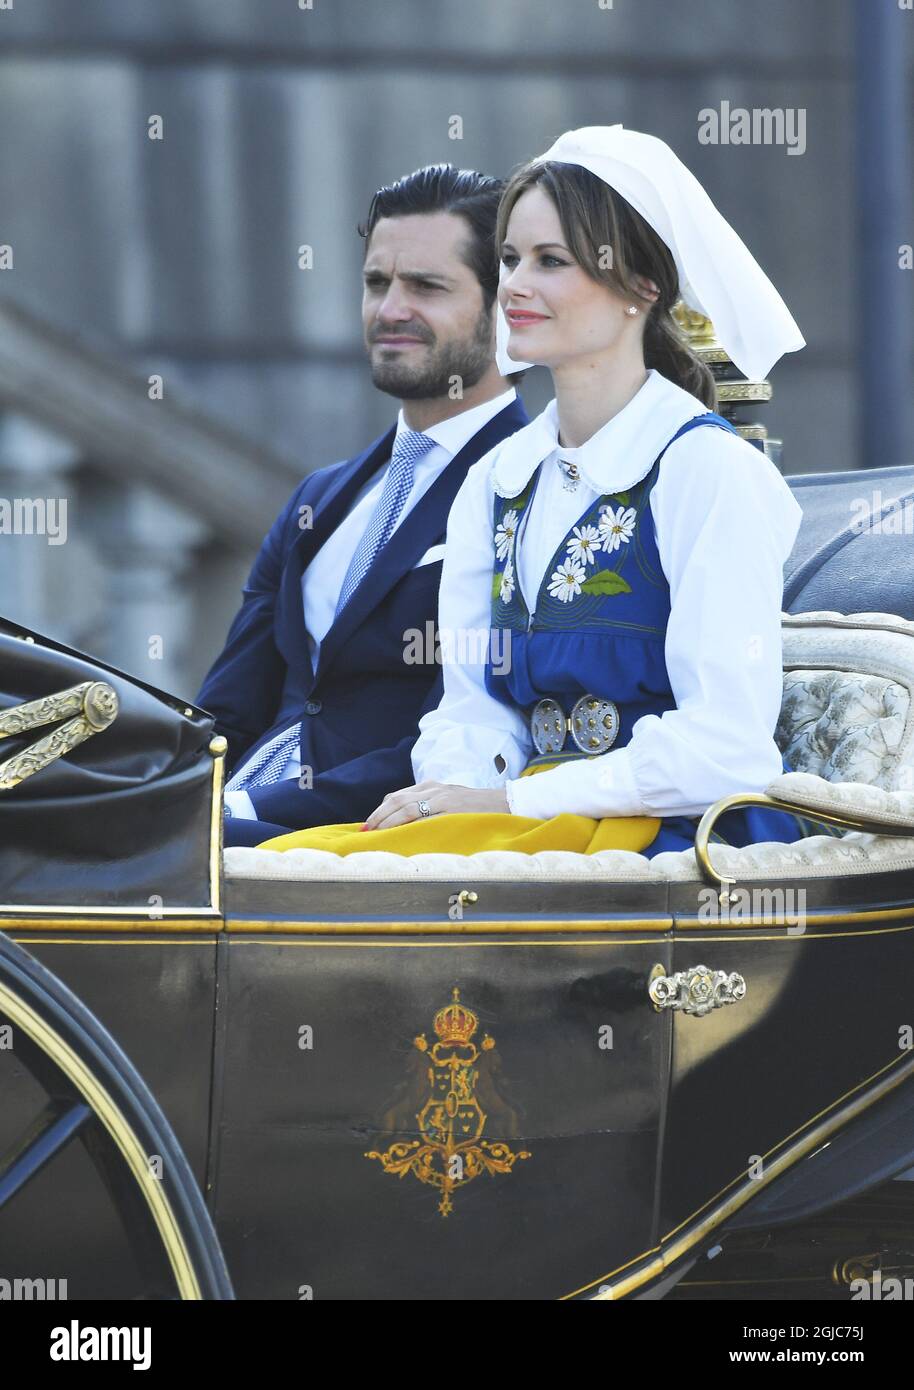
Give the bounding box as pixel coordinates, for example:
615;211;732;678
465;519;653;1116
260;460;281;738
485;411;812;858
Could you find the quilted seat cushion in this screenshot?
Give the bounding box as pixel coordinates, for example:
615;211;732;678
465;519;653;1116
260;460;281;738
776;612;914;796
776;669;908;787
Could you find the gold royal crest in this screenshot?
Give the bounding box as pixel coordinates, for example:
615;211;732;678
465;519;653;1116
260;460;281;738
365;988;531;1217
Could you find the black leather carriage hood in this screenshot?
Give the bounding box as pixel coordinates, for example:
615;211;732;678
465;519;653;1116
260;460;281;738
0;616;217;911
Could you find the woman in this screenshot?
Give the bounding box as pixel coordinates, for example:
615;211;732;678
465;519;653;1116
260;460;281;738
258;125;809;858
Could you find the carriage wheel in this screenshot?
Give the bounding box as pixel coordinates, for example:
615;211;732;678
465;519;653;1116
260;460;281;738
0;930;233;1300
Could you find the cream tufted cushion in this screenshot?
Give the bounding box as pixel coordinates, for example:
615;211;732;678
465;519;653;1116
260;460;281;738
765;770;914;829
777;671;908;786
224;845;669;882
224;830;914;884
778;611;914;791
224;611;914;885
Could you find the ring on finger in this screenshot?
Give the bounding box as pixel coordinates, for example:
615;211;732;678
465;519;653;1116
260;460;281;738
416;799;433;818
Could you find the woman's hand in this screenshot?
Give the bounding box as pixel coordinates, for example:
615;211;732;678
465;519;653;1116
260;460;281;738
362;781;510;831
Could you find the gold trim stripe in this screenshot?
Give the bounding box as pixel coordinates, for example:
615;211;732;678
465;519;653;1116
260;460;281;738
0;978;203;1299
5;894;906;931
4;905;914;938
219;924;914;946
224;907;914;936
675;907;914;930
573;1049;914;1300
224;916;673;935
2;916;221;932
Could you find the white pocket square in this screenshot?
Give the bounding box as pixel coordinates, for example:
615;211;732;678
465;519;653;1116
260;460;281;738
413;544;446;567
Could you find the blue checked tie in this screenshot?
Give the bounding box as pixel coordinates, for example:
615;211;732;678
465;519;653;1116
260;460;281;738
225;721;302;791
334;429;436;616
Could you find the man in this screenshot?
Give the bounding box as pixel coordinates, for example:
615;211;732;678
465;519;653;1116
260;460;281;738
197;164;528;846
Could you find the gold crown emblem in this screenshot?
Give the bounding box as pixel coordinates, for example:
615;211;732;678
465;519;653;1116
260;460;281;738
433;988;478;1045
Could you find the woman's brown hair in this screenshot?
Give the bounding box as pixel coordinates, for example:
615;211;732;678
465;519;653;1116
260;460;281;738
495;160;718;410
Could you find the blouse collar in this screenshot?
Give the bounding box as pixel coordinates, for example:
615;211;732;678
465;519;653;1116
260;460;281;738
492;368;709;499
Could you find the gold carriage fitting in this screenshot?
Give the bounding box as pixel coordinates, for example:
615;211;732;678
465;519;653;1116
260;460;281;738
0;680;119;790
672;301;781;462
529;694;621;757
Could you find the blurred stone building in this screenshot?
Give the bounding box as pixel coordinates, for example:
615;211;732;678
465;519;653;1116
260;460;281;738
0;0;908;697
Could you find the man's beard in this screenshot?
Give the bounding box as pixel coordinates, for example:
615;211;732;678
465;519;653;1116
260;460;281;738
368;308;493;401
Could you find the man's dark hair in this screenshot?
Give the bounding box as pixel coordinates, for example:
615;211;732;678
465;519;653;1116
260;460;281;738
358;164;505;313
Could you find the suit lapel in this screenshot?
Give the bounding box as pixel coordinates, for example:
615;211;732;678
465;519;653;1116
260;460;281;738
279;427;395;677
287;427;395;575
313;399;528;684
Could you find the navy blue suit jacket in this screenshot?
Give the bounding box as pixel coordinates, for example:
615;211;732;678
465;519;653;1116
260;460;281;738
197;396;528;841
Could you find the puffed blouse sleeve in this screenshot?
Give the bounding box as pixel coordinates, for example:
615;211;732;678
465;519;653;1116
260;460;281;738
505;429;804;820
410;449;532;789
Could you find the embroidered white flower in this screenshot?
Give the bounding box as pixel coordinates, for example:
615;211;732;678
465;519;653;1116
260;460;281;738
566;524;601;568
548;558;586;603
598;504;637;553
499;558;515;604
494;509;519;562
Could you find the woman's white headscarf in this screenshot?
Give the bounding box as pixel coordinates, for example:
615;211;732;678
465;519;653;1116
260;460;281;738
496;124;804;381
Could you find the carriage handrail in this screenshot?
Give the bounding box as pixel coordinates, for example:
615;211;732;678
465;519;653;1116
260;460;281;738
694;788;914;895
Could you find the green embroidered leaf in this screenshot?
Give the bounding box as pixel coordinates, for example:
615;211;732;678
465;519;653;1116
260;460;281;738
492;570;504;600
606;490;630;506
580;569;632;596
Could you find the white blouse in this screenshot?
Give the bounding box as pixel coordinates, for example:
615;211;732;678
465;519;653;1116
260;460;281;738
410;368;804;821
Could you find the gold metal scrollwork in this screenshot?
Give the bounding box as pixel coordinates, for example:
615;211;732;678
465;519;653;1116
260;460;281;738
0;680;119;789
649;963;747;1017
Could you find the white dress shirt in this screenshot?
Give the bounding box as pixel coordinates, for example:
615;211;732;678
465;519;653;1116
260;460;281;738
224;387;517;818
411;367;804;821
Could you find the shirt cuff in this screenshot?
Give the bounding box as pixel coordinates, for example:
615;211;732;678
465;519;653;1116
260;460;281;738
223;789;258;820
505;747;646;820
414;737;526;790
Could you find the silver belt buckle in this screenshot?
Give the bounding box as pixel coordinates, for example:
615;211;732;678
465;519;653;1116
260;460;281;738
570;694;620;753
529;694;620;756
530;697;567;755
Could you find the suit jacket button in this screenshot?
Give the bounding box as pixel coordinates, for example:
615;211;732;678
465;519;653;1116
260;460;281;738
305;699;322;715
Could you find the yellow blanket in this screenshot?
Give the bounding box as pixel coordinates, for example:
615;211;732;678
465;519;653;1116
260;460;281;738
257;811;661;855
255;761;661;855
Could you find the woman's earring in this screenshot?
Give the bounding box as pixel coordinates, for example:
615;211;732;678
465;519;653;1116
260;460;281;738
625;305;639;316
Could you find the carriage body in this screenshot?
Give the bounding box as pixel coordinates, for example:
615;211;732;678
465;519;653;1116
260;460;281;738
3;462;914;1301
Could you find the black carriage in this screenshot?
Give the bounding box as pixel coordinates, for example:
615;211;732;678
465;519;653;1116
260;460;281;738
3;331;914;1301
